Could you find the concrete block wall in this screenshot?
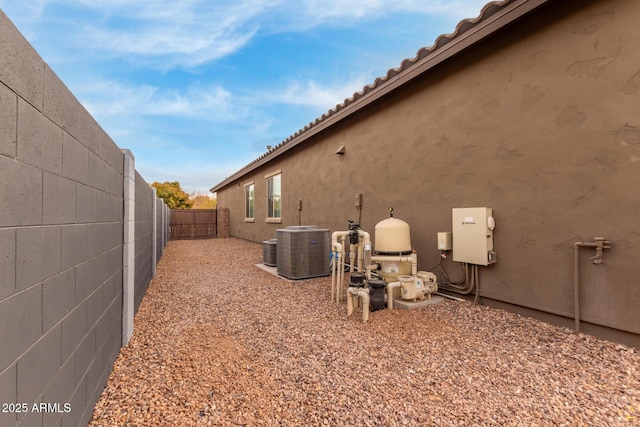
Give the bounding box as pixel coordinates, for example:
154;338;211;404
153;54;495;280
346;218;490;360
134;171;153;313
0;11;169;427
153;195;169;275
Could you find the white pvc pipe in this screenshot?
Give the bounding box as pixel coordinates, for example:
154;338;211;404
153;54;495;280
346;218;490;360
331;240;345;305
331;230;350;247
358;230;371;246
386;281;401;310
330;230;372;306
331;250;337;304
349;242;358;273
339;235;346;303
356;230;371;274
410;252;417;276
361;290;370;323
331;231;350;306
371;252;418;271
347;287;370;323
347;287;354;315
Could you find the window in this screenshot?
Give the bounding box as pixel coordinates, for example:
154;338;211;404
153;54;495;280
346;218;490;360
244;183;254;221
266;173;281;221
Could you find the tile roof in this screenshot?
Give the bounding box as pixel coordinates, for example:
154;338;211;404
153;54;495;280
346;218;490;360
211;0;550;193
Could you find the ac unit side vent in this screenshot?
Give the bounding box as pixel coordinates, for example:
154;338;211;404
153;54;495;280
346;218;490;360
263;238;277;266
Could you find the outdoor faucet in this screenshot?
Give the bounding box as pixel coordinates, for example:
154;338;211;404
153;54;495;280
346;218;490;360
591;237;612;265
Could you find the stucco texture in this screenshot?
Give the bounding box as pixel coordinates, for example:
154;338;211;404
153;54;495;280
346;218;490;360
215;0;640;342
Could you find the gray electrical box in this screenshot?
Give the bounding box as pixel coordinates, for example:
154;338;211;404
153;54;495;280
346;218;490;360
452;207;496;266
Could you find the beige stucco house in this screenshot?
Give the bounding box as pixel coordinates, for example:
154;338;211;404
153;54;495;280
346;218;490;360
211;0;640;346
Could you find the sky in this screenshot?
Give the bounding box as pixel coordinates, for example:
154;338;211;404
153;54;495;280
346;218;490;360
1;0;490;194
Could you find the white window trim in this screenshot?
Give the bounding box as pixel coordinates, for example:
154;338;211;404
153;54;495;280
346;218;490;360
264;169;281;179
244;181;255;222
265;171;282;223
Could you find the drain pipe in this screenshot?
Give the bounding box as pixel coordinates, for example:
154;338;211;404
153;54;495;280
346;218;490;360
573;237;611;333
347;287;370;322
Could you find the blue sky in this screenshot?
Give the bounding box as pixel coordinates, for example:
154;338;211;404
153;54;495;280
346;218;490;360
1;0;489;194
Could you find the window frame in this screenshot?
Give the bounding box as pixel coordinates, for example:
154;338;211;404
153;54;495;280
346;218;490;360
265;170;282;223
244;181;255;223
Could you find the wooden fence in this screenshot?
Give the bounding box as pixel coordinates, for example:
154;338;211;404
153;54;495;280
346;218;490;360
170;209;217;239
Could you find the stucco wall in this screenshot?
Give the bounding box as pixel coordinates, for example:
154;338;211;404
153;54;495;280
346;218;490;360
0;11;169;426
216;0;640;345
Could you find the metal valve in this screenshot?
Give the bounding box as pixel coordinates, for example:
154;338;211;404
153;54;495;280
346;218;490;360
591;237;612;265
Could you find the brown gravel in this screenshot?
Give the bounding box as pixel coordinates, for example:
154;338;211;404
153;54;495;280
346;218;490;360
89;238;640;426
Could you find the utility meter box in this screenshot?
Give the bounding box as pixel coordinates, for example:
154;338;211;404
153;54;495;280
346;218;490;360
452;207;496;266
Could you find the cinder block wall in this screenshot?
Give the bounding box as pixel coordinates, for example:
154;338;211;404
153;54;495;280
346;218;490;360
0;11;169;427
155;197;166;262
134;171;153;312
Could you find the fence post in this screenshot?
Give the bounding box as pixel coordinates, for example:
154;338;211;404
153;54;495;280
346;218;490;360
161;202;166;255
151;187;157;278
122;149;136;346
166;206;170;244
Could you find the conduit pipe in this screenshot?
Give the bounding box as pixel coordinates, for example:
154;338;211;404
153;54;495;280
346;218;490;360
347;287;370;322
473;265;480;305
440;263;476;295
573;238;611;333
331;248;341;302
435;292;465;302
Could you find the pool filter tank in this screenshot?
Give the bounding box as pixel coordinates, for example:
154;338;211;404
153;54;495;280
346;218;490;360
374;210;413;295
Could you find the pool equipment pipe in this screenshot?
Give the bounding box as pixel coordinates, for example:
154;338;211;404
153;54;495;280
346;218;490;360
331;211;438;322
347;287;370;323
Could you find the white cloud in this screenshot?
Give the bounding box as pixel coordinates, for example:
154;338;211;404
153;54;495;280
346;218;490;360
78;79;242;121
273;76;371;110
258;0;491;32
69;1;269;68
12;0;491;69
138;159;243;194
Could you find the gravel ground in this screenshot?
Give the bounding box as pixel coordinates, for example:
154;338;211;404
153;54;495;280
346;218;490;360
90;238;640;426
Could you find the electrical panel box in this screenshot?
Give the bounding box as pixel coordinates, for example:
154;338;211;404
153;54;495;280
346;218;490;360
452;207;496;266
437;232;452;251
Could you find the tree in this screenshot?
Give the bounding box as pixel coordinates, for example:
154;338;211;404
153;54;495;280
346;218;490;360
191;193;217;209
151;182;193;209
